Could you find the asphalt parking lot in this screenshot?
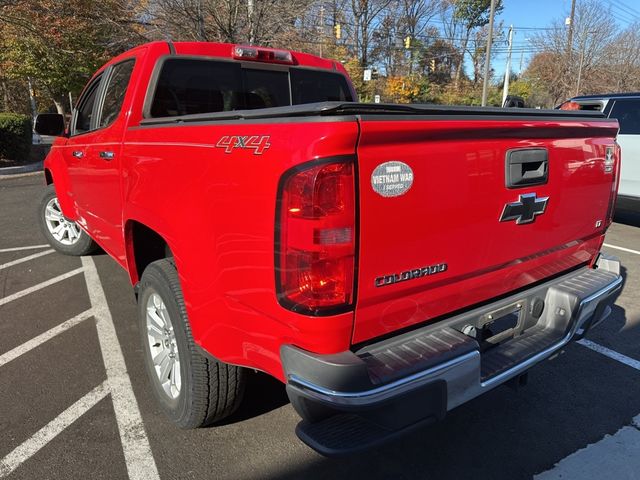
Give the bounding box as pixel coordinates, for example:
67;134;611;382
1;172;639;480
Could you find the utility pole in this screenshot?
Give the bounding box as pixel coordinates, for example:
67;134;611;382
502;25;514;107
196;0;205;41
565;0;576;97
248;0;255;44
319;5;324;57
519;39;528;73
575;31;593;95
481;0;497;106
566;0;576;59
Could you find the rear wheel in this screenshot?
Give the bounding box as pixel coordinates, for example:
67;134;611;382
38;185;97;256
138;259;246;428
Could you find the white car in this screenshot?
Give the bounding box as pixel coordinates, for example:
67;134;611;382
562;93;640;211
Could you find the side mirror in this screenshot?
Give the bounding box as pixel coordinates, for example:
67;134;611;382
35;113;65;136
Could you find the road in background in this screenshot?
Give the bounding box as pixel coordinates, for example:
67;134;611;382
1;173;639;480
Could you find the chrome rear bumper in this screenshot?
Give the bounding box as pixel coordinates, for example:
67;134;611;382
283;253;622;456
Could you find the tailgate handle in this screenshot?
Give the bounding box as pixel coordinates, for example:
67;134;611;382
506;148;548;188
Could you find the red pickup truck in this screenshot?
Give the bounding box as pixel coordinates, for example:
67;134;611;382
35;41;623;456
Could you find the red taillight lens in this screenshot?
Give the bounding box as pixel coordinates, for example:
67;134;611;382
276;160;356;314
605;143;621;226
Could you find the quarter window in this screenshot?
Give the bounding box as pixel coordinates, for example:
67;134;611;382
74;75;102;135
99;60;135;128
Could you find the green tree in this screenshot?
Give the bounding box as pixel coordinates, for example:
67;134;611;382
0;0;146;114
452;0;503;88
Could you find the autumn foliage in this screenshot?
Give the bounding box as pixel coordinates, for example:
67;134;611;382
1;0;640;114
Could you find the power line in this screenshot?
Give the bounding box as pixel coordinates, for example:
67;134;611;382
619;0;640;17
613;1;640;21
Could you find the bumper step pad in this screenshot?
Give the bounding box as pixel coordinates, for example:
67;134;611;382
296;413;436;457
480;326;556;380
359;327;477;385
296;415;390;456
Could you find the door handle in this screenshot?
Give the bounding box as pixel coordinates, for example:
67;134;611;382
506;148;548;188
99;151;115;160
72;150;84;158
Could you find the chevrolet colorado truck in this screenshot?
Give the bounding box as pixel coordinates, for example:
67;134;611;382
34;41;623;456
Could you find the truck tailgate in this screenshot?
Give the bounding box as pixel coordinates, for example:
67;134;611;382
354;116;619;344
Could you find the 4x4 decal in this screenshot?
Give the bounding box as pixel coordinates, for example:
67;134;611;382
215;135;271;155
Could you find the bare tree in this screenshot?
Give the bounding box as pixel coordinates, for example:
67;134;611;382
451;0;502;88
402;0;440;39
401;0;441;73
529;0;616;100
371;3;403;75
349;0;393;67
602;24;640;92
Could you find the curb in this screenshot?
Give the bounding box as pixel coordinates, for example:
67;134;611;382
0;161;44;177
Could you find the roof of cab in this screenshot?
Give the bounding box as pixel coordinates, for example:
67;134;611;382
572;92;640;101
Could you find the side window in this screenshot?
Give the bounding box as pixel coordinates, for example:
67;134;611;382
99;60;135;128
609;99;640;135
150;59;242;117
74;75;103;135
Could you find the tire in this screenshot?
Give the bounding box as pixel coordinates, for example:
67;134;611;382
38;184;98;256
138;259;246;428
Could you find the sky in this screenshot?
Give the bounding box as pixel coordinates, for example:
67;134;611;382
489;0;640;78
490;0;573;78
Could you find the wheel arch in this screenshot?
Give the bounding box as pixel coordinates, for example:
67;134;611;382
44;168;54;185
125;219;174;285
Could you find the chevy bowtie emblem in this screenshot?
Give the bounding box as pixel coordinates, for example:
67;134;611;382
500;193;549;224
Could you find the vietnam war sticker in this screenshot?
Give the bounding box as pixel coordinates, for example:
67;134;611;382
371;161;414;197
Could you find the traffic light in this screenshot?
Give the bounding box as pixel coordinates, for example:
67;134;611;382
430;59;436;71
404;36;411;49
334;24;341;39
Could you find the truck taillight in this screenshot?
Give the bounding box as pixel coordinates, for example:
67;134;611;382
276;159;356;315
605;143;621;226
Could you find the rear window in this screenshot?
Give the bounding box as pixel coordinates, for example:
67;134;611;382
148;58;352;118
290;68;352;104
609;99;640;135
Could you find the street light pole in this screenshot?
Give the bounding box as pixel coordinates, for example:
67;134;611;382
502;25;514;107
481;0;497;107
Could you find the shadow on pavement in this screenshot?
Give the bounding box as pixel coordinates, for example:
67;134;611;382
215;371;290;426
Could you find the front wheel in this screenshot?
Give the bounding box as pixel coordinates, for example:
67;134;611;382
138;259;246;428
38;185;98;256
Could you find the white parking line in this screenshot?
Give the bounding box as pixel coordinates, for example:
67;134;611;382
577;339;640;371
0;245;49;253
0;382;109;478
0;268;84;307
0;310;93;368
0;249;54;271
603;243;640;256
81;256;160;480
534;423;640;480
